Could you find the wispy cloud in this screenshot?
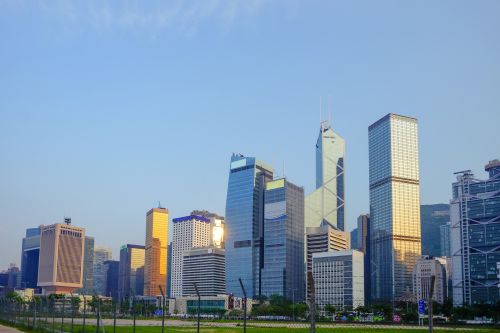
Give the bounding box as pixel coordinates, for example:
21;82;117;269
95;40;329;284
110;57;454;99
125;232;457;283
2;0;292;36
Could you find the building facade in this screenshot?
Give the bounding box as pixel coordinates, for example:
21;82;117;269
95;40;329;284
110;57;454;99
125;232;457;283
171;215;211;297
103;260;119;298
166;242;172;298
77;236;95;294
182;247;225;296
37;220;85;294
313;250;364;313
440;222;451;258
368;113;421;302
412;256;448;304
21;227;41;289
118;244;145;297
92;246;112;295
225;154;273;298
305;121;345;231
306;223;350;273
261;178;305;301
451;160;500;306
357;214;371;304
144;207;168;297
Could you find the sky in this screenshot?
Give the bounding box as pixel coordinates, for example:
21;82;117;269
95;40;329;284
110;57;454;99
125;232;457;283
1;0;499;268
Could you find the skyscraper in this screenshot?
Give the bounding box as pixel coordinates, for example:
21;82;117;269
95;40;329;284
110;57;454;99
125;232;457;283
261;178;305;301
20;227;41;289
450;160;500;306
144;207;168;296
170;215;211;297
103;260;119;298
118;244;145;297
368;113;421;302
225;154;273;297
306;224;350;274
440;222;451;258
37;219;85;294
357;214;371;304
182;247;226;296
305;120;345;231
79;236;95;294
92;247;112;295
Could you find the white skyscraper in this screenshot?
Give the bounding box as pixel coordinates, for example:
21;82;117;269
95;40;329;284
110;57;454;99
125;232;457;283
170;215;211;298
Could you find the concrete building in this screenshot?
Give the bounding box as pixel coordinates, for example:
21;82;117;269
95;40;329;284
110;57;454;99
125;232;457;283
37;219;85;294
261;178;305;301
451;160;500;306
306;223;350;274
118;244;145;297
225;154;274;298
182;247;225;296
144;207;168;297
92;246;112;295
313;250;364;313
20;227;41;289
305;120;345;231
171;215;211;297
368;114;421;302
412;256;448;304
103;260;119;298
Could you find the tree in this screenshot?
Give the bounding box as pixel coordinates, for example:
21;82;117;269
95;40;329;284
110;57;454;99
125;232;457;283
324;304;336;318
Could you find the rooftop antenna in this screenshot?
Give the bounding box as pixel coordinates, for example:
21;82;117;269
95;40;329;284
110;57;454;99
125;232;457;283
158;201;162;209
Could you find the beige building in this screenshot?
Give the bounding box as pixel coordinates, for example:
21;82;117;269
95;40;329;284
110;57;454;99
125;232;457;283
306;223;350;273
412;256;448;304
37;220;85;294
144;207;168;296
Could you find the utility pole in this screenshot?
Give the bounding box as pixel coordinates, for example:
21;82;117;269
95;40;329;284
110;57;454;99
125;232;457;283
239;278;247;333
428;275;436;333
307;272;316;333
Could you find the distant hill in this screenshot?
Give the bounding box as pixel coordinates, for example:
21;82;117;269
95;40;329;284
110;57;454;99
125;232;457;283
420;203;450;257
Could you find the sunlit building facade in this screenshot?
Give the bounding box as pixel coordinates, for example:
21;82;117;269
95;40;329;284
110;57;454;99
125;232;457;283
305;121;345;231
225;154;273;298
20;227;41;290
144;207;168;296
118;244;145;297
368;113;421;302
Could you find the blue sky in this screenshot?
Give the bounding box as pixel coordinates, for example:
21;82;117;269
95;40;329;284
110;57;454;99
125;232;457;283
1;1;499;268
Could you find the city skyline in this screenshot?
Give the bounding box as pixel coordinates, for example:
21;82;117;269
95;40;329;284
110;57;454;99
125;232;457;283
1;1;500;269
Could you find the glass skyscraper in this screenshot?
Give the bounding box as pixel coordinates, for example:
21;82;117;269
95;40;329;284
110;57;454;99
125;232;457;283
368;113;421;302
225;154;273;298
305;121;345;231
20;227;41;289
451;159;500;306
261;178;305;301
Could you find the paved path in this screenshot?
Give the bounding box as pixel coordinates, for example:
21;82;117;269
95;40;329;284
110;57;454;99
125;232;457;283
0;325;23;333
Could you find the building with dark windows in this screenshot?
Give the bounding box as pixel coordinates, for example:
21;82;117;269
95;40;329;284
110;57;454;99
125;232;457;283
225;154;273;298
451;159;500;306
182;247;225;296
166;242;172;298
77;236;95;294
21;227;41;290
368;114;421;302
440;222;451;257
357;214;371;304
118;244;145;297
104;260;119;298
261;178;305;302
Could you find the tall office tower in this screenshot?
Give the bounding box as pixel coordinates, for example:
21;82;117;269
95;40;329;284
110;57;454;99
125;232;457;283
305;120;345;231
171;215;211;297
190;210;225;248
368;113;421;302
118;244;145;297
182;247;226;296
21;227;41;289
440;222;451;257
225;154;274;297
166;242;172;298
37;220;85;294
78;236;95;294
357;214;371;304
261;178;305;301
306;224;350;274
313;250;364;313
92;247;112;295
103;260;119;298
412;256;448;304
451;160;500;306
144;207;168;296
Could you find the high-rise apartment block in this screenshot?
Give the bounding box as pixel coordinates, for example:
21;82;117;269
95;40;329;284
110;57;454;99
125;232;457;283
21;227;41;289
225;154;273;298
118;244;145;297
412;256;448;304
182;247;225;296
92;247;112;295
451;160;500;306
261;178;305;301
305;121;345;231
144;207;168;296
313;250;364;313
171;215;211;297
368;113;421;302
37;220;85;294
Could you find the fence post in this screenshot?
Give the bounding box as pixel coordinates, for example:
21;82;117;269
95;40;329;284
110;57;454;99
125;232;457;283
61;295;66;333
428;275;436;333
307;272;316;333
70;293;74;333
193;283;201;333
83;295;87;333
159;285;166;333
130;290;136;333
113;300;117;333
94;294;100;333
238;278;247;333
32;297;37;330
51;298;55;333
